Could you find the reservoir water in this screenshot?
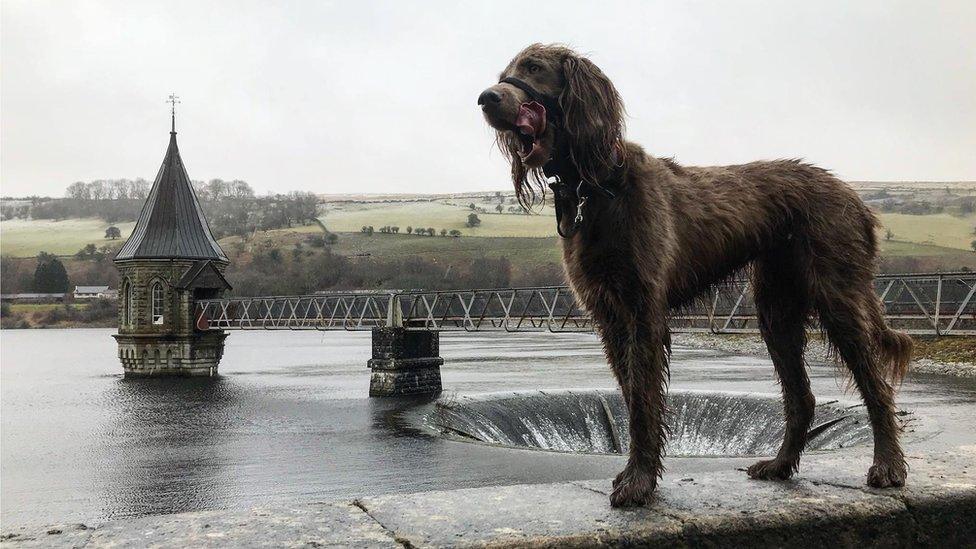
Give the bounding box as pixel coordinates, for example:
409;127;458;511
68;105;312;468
2;328;974;527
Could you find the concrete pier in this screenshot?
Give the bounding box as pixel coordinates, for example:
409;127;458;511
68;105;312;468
367;327;443;397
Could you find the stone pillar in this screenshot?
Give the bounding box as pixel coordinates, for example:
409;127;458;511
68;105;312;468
367;327;443;397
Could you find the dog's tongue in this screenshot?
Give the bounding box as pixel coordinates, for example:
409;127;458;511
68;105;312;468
515;102;546;136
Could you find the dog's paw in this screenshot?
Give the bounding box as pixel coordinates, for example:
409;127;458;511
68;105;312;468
867;460;907;488
612;469;625;489
746;458;796;481
609;467;657;508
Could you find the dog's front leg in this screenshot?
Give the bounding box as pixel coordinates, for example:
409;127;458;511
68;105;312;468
602;315;670;508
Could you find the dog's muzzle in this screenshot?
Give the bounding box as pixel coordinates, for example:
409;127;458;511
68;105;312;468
498;77;563;123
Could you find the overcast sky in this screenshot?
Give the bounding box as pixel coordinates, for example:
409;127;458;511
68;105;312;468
2;1;974;197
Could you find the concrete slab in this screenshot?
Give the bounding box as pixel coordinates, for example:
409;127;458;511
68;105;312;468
575;471;911;548
2;503;397;549
3;450;974;547
358;481;685;547
800;448;976;547
0;524;94;549
4;461;975;548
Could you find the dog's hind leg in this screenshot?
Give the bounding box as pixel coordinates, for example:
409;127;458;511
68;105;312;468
747;254;815;481
818;286;907;488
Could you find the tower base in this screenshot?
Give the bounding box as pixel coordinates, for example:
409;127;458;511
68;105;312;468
114;332;227;378
367;328;443;397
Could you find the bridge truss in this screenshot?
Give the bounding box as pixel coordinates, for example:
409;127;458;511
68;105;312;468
196;272;975;336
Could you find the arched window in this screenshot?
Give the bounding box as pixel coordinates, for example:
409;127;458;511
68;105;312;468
151;282;165;325
121;280;130;326
127;281;135;326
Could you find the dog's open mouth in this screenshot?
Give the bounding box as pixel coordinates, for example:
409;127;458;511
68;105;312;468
514;101;547;165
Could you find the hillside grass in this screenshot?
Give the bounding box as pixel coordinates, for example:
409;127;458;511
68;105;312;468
910;336;976;364
4;201;974;268
299;201;976;271
315;201;976;250
877;212;975;251
318;200;558;238
8;303;84;313
877;239;976;271
879;239;973;257
224;229;563;269
333;232;562;267
0;218;133;257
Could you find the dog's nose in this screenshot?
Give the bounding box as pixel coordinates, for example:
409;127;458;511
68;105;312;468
478;89;501;106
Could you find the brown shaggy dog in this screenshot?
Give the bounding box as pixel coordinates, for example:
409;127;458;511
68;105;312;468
478;44;912;507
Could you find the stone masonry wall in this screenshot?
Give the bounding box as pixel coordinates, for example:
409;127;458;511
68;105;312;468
114;259;229;376
117;260;229;336
367;327;443;396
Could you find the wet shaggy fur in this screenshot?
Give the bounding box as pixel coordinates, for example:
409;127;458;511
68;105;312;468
479;44;912;507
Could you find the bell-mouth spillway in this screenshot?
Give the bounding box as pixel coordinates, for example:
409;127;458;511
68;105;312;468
425;389;874;457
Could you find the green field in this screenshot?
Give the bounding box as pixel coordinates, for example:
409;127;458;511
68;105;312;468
877;213;975;251
234;230;976;273
296;201;976;272
3;200;974;266
0;218;133;257
319;200;558;238
8;303;84;313
879;239;971;257
333;232;562;267
226;229;564;269
319;202;976;251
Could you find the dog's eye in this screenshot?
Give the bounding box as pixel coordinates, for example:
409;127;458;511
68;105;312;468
528;64;541;74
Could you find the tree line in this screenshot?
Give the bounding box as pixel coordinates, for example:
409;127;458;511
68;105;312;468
865;190;976;217
1;179;320;240
1;250;119;295
363;226;463;237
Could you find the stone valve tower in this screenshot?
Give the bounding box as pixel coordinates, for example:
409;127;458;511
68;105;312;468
113;96;231;377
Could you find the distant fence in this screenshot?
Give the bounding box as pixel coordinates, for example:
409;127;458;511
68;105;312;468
197;272;975;336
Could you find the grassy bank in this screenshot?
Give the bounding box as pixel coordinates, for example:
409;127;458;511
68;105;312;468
241;230;563;268
878;212;976;251
0;218;133;257
675;332;975;378
3;199;975;260
910;336;976;364
318;200;558;238
257;230;976;272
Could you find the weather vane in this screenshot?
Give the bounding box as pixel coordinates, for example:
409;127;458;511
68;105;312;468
167;93;181;133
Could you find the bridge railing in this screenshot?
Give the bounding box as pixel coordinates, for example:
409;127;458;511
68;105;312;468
196;272;975;336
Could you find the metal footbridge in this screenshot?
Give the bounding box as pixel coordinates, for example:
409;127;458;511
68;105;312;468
197;272;976;337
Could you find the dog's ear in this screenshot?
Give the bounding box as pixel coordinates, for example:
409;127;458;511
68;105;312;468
559;54;626;185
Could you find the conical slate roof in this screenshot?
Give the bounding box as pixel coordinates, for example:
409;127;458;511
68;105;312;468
115;131;227;262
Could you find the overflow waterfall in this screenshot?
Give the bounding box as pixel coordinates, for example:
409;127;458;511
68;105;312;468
428;390;874;456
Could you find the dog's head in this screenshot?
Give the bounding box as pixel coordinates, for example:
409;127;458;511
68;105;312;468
479;44;625;208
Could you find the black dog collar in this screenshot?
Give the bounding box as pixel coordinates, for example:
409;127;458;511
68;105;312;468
547;176;616;239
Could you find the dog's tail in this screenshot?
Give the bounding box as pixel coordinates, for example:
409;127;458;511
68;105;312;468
876;326;912;385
